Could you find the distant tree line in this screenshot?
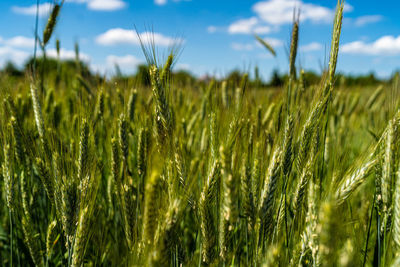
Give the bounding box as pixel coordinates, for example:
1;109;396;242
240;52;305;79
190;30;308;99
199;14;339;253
0;57;396;89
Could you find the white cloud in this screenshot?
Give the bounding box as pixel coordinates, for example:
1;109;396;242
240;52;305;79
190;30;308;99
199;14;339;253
96;28;183;46
0;46;30;67
13;1;127;15
66;0;127;11
300;42;322;52
90;54;142;76
252;0;332;25
106;54;142;71
46;48;91;61
354;15;383;27
342;35;400;55
343;3;354;13
207;26;218;33
259;37;283;47
65;0;88;3
155;0;190;5
228;17;273;35
66;0;87;3
228;0;333;35
253;26;272;34
231;43;255;51
2;36;35;49
0;36;90;67
12;3;52;17
155;0;167;5
87;0;126;11
228;17;259;34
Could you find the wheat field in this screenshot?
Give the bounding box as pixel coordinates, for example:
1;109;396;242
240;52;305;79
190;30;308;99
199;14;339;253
0;1;400;266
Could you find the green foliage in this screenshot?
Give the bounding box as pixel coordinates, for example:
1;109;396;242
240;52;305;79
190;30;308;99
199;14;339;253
2;1;400;266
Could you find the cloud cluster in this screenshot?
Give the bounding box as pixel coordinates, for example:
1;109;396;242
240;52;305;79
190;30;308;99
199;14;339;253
342;35;400;55
0;34;144;77
155;0;167;5
223;0;383;47
13;0;127;15
154;0;191;6
0;36;36;67
223;0;387;60
228;17;272;35
207;26;218;34
12;3;52;17
106;55;142;70
300;42;322;52
46;48;90;61
0;36;35;49
252;0;332;26
89;54;144;76
0;46;30;67
232;38;324;56
354;15;383;27
96;28;184;47
0;34;90;69
226;0;334;36
343;3;354;13
257;37;283;48
228;0;334;37
85;0;126;11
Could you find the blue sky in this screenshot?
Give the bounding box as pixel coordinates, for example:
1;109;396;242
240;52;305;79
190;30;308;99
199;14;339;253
0;0;399;79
